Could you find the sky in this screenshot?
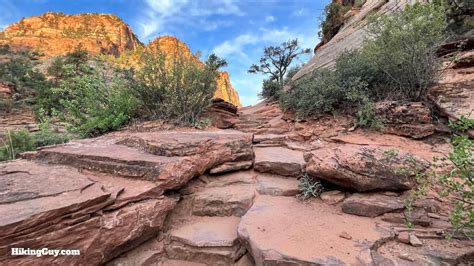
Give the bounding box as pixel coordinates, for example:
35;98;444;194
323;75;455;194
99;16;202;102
0;0;330;106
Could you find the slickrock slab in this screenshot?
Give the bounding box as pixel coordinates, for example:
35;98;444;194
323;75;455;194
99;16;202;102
256;173;299;196
238;196;392;265
193;184;255;217
34;138;182;180
0;160;113;240
254;147;305;177
342;193;406;217
305;145;429;191
0;160;180;265
35;131;254;191
253;134;286;143
166;216;246;265
118;131;253;160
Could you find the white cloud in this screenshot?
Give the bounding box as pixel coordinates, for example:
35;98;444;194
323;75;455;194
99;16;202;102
213;34;259;58
292;8;307;17
265;15;275;23
137;0;243;40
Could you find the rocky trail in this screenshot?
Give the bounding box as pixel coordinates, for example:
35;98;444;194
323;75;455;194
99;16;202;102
1;100;473;265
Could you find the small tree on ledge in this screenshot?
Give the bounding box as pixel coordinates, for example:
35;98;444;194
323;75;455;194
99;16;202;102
248;39;310;87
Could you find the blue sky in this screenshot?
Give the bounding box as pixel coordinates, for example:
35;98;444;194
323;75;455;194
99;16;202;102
0;0;329;106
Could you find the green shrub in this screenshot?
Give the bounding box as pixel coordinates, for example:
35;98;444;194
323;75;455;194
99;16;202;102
51;68;138;137
0;130;36;161
134;48;224;125
0;124;69;162
260;79;282;100
0;53;50;98
364;2;446;101
282;2;447;121
319;2;351;43
297;174;325;200
436;135;473;236
281;69;342;117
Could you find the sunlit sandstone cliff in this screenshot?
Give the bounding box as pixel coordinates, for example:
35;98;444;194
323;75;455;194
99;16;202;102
0;12;142;56
0;13;241;106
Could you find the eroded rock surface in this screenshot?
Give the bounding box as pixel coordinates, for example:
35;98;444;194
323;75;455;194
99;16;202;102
305;144;429;191
238;196;391;265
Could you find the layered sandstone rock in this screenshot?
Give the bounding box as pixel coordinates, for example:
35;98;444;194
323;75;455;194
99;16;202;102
0;130;253;264
305;144;429;191
0;12;142;56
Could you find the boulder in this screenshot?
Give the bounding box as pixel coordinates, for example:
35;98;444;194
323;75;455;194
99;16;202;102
238;196;392;265
254;147;305;177
204;99;239;129
374;101;435;139
305;145;429;191
342;193;405;217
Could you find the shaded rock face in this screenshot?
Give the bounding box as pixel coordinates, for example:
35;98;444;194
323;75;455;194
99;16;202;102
305;144;429;191
374;101;435;139
0;12;142;56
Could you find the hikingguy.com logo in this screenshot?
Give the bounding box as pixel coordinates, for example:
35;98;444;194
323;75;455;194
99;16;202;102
11;248;80;257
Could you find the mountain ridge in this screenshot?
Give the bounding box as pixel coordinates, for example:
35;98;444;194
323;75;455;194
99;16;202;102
0;12;241;106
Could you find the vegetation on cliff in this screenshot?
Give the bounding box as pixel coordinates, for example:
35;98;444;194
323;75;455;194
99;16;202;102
281;2;446;121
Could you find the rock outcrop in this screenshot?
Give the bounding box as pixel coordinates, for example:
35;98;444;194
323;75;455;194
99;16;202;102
0;130;253;264
305;145;429;191
374;101;435;139
0;12;142;56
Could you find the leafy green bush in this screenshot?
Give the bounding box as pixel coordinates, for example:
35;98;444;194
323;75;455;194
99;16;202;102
0;52;50;99
281;69;344;117
297;174;325;200
0;130;36;161
364;2;446;101
436;135;473;236
134;48;225;125
0;121;69;161
52;68;137;137
260;79;282;100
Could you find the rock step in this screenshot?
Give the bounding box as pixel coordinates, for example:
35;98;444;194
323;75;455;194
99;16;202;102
253;134;286;143
165;216;247;265
255;173;299;197
192;184;256;217
254;147;305;177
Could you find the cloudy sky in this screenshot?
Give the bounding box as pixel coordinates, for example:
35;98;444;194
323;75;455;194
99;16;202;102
0;0;329;106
